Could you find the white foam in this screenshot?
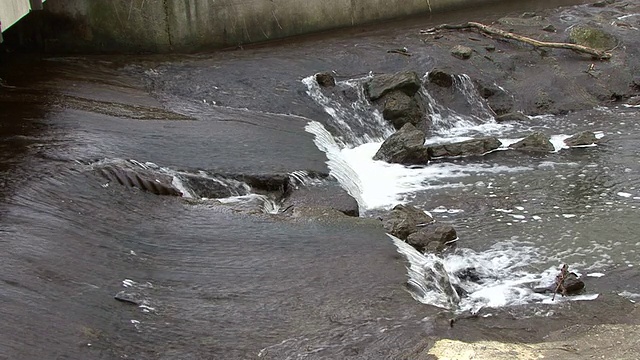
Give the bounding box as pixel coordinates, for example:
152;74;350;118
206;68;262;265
305;121;531;211
587;272;605;278
617;192;633;198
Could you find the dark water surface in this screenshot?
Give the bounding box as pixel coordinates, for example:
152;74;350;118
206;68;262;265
3;0;638;359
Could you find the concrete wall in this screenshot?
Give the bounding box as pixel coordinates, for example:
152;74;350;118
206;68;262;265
37;0;503;53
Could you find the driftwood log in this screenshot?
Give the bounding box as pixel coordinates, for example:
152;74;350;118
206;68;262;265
422;22;612;60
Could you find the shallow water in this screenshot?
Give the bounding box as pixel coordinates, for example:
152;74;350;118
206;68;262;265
2;0;639;358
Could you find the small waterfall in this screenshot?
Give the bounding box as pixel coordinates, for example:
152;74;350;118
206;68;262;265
452;74;496;121
302;75;394;146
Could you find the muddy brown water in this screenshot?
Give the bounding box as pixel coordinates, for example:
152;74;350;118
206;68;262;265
2;1;640;359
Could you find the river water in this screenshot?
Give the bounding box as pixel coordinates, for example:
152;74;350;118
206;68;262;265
2;1;640;359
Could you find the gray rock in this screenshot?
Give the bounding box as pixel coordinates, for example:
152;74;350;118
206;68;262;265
474;80;514;115
627;96;640;106
427;69;453;88
373;123;430;165
542;24;557;33
381;90;424;130
568;25;617;50
382;204;434;240
564;131;598;147
315;72;336;87
427;137;502;158
365;71;421;101
495;112;529;123
406;225;457;253
509;132;555;152
282;181;359;217
451;45;473;60
533;272;585;295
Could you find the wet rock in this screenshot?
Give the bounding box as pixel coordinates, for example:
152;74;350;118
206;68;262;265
406;225;457;253
564;131;598;147
509;132;555;152
282;181;359;217
451;45;473;60
568;25;617;50
315;72;336;87
632;77;640;91
628;96;640;106
114;291;145;305
542;24;557;32
381;90;424;130
495;112;529;123
382;204;434;240
373;123;430;165
364;71;421;101
427;69;453;88
230;173;290;192
179;174;248;199
427;137;502;158
534;272;585;295
98;165;182;196
474;80;514;115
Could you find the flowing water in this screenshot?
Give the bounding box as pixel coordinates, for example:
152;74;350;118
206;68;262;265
2;1;640;359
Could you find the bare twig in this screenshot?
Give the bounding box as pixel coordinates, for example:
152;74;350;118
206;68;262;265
552;264;569;301
421;22;612;60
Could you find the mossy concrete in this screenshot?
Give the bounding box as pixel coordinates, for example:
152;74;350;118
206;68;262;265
38;0;505;53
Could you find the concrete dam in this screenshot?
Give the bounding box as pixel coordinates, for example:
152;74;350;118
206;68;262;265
2;0;517;53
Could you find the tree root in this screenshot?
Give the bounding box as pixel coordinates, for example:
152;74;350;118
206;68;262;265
422;22;612;60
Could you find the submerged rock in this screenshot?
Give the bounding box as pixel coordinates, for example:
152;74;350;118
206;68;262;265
509;132;555;152
564;131;598;147
97;165;182;196
364;71;421;101
381;90;424;130
427;137;502;158
114;291;145;305
451;45;473;60
406;225;457;253
315;72;336;87
495;112;529;123
382;204;434;240
282;181;359;217
178;174;248;199
568;25;617;50
373;123;430;165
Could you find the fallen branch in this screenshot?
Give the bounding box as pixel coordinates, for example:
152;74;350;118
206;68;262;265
422;22;612;60
552;264;569;301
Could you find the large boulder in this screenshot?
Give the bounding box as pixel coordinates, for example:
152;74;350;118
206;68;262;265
564;131;598;147
381;90;424;130
427;137;502;158
568;25;617;50
365;71;421;101
382;204;434;240
509;132;555;152
406;225;458;253
373;123;430;165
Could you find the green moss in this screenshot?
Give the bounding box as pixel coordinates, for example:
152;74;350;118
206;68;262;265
568;25;617;50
